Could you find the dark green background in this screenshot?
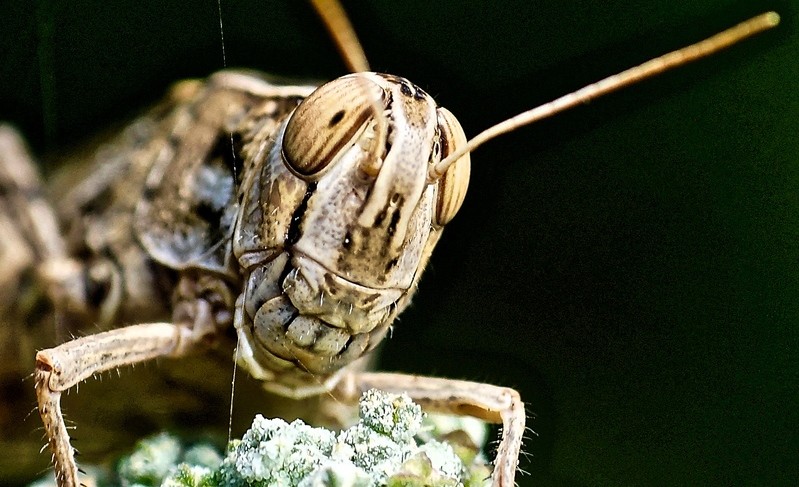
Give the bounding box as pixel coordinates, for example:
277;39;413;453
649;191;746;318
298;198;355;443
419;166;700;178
1;1;797;485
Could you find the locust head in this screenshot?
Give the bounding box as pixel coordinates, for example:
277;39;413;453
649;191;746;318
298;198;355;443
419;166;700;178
232;73;470;389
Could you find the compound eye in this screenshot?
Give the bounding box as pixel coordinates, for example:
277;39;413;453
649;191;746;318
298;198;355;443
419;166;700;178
282;75;385;178
433;107;471;227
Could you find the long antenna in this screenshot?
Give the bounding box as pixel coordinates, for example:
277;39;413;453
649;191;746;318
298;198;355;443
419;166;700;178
309;0;370;73
430;11;780;180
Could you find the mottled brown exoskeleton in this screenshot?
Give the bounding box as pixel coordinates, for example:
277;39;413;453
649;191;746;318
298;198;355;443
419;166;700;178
0;1;779;486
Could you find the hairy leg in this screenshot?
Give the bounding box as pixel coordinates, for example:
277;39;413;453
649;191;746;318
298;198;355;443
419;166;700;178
335;371;525;487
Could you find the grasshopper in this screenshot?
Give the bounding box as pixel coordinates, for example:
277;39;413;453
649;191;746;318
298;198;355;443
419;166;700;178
0;1;781;486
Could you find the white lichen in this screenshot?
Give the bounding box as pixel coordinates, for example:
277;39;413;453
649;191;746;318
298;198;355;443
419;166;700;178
117;432;183;486
211;389;451;487
31;389;491;487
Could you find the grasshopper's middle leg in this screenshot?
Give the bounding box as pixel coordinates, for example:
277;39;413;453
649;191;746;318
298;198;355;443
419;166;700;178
0;124;65;371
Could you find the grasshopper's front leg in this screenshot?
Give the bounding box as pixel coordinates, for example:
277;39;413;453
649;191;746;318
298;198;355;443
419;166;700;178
335;372;525;487
35;323;188;487
35;274;233;487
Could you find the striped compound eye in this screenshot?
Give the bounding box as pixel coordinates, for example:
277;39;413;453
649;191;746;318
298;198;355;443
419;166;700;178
282;75;385;179
433;107;471;227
